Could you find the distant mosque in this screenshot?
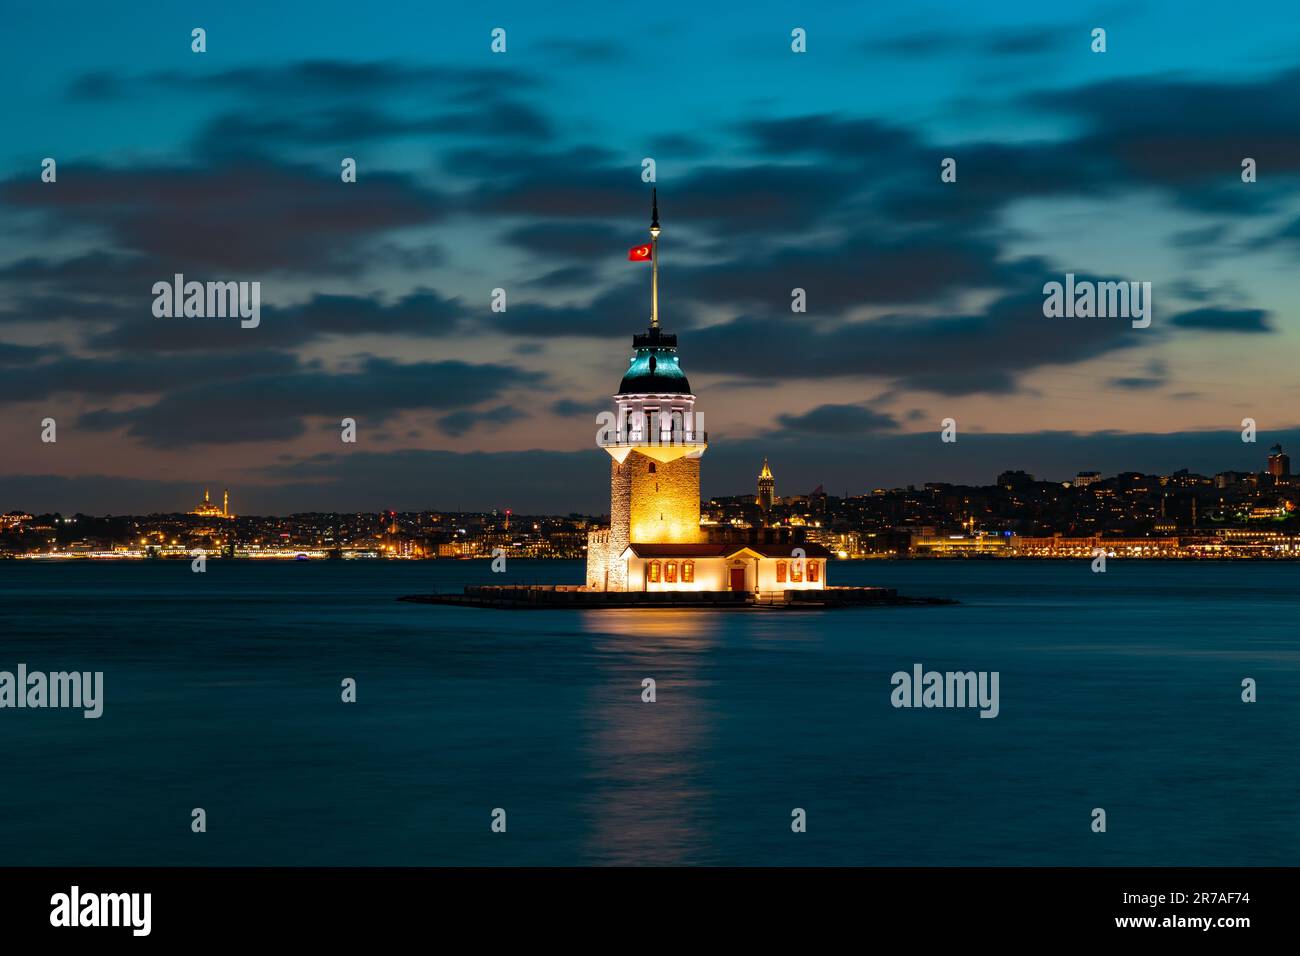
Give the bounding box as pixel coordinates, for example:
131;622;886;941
585;193;829;593
189;488;233;519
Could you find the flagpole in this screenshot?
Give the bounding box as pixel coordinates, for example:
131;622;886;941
649;188;660;329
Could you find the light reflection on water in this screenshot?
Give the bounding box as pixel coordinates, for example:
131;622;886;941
0;559;1298;865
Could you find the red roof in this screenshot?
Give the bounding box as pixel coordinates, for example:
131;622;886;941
624;543;729;558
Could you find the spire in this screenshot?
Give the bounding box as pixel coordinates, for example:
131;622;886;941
649;188;660;329
759;458;773;479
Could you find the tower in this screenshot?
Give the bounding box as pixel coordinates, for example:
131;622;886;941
757;458;775;514
587;191;708;591
223;489;229;517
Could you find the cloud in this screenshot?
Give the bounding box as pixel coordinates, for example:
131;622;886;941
87;288;471;352
437;404;525;437
0;159;448;274
772;403;898;435
76;358;545;447
1168;307;1274;334
0;350;301;403
682;287;1144;395
1026;69;1300;212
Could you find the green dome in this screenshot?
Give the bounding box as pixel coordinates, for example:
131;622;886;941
617;327;692;394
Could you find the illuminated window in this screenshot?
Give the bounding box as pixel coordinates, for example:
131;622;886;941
791;560;803;582
682;561;694;583
776;561;787;583
665;561;677;583
648;560;661;583
808;560;819;583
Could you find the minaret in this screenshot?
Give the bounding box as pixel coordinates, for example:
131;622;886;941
757;459;775;514
223;489;229;518
587;191;708;591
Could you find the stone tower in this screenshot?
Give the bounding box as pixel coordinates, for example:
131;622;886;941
757;458;774;514
586;191;708;591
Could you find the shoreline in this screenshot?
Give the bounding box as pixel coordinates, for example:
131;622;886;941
398;585;958;610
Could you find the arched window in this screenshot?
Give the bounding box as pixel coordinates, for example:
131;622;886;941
665;561;677;583
648;560;661;583
807;560;820;583
776;561;787;583
682;561;695;583
648;462;656;473
791;560;803;582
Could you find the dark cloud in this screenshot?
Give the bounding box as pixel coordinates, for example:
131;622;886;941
773;403;898;435
1168;307;1273;334
1169;224;1230;251
437;404;525;437
194;102;551;155
1106;359;1168;391
676;234;1043;311
486;280;649;338
76;358;545;447
0;159;448;274
132;61;539;100
985;28;1070;56
1026;69;1300;212
87;288;470;353
737;114;920;163
549;398;593;417
864;30;965;57
0;351;300;403
682;287;1145;395
503;221;628;260
0;342;62;366
524;266;593;289
865;26;1071;59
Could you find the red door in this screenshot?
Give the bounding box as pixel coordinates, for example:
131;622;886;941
729;567;746;591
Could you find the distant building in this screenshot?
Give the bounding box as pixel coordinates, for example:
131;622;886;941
757;458;775;514
1268;444;1290;480
189;488;232;519
997;470;1035;490
1074;471;1101;487
0;512;33;530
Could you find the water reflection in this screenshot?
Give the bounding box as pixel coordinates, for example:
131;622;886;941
576;610;718;863
576;609;717;643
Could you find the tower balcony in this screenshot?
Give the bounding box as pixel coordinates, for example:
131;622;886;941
598;430;708;464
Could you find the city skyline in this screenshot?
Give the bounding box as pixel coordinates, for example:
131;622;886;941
2;438;1293;520
5;2;1300;514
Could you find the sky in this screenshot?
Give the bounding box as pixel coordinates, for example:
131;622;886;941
4;0;1300;514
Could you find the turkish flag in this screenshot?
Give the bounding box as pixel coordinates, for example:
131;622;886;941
628;244;652;261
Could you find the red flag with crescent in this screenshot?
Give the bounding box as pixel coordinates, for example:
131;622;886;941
628;244;652;261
